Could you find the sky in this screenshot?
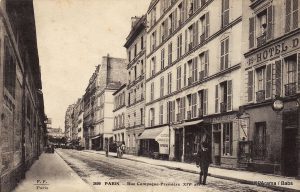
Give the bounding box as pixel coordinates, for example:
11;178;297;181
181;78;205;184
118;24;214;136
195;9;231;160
33;0;151;130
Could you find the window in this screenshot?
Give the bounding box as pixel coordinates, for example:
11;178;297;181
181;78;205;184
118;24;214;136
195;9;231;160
141;83;144;99
128;92;131;105
169;101;175;123
178;3;183;25
159;105;163;124
150;108;155;126
168;42;172;65
192;57;198;83
161;48;165;70
150;7;156;27
184;63;187;86
199;51;209;80
198;89;208;116
160;77;164;97
223;122;233;156
253;122;266;160
167;72;172;94
134;66;137;79
217;80;232;112
285;54;297;96
151;31;157;51
200;12;209;43
4;38;16;97
140;59;144;74
150;82;154;101
177;33;183;58
140;108;144;125
128;50;131;62
134;44;137;57
222;0;229;27
285;0;299;33
255;67;267;102
177;66;182;91
141;36;144;50
151;56;156;76
179;97;186;120
191;93;197;118
220;38;229;71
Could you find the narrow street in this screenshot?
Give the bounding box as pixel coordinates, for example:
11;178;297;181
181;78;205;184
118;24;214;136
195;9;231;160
56;149;278;192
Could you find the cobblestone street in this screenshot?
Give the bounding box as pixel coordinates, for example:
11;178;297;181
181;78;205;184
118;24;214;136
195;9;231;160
57;149;279;192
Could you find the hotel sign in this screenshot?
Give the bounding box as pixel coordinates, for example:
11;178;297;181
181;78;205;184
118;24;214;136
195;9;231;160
247;34;300;66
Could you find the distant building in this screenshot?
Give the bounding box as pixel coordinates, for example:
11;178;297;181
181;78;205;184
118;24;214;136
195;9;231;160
112;84;127;145
124;15;147;155
83;55;127;150
0;0;46;191
65;104;74;142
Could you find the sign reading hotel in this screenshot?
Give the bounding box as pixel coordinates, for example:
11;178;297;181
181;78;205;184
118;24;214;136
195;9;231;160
247;34;300;66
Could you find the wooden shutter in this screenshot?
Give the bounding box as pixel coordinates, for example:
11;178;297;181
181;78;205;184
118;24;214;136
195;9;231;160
203;89;208;115
227;80;232;111
293;0;299;29
223;0;229;26
194;57;198;81
286;0;292;32
185;29;188;53
204;50;209;77
205;12;210;38
248;70;254;102
266;6;274;40
225;38;229;69
298;53;300;91
249;17;255;49
174;9;178;29
274;60;282;96
192;23;196;47
195;20;199;45
221;40;224;71
266;64;272;99
167;101;170;123
215;84;219;113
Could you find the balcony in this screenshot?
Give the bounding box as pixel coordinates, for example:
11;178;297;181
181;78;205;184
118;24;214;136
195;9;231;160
188;42;193;51
187;111;191;120
198;108;203;118
285;82;297;96
220;102;227;113
199;71;204;81
200;33;205;44
257;33;266;47
188;77;192;86
256;90;266;102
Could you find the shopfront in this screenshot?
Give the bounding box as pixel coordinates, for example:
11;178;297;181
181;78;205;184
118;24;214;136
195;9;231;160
138;126;169;158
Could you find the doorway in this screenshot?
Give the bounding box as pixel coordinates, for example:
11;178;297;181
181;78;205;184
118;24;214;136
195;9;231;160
175;128;183;161
282;110;298;176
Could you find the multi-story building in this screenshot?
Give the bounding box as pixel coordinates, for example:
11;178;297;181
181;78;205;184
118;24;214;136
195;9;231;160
241;0;300;177
64;104;74;143
143;0;244;166
77;98;84;148
84;55;127;150
0;0;47;191
112;84;127;145
124;16;147;155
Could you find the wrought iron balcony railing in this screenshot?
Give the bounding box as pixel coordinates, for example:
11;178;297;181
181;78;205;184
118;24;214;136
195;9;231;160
257;33;266;47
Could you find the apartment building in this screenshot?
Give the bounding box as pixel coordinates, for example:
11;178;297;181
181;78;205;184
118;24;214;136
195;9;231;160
0;0;47;191
112;84;127;145
144;0;244;166
84;55;127;151
77;98;84;148
65;104;74;143
241;0;300;177
124;16;147;155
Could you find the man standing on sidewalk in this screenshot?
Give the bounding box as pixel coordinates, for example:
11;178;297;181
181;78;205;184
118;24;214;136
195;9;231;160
197;141;211;185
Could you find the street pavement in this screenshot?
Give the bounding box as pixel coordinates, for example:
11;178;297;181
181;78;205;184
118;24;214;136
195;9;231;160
56;149;282;192
12;152;94;192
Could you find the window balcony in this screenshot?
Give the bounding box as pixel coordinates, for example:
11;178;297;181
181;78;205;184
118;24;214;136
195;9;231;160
198;108;203;118
200;33;205;44
256;90;266;102
187;110;191;120
220;102;227;113
285;82;297;96
257;33;266;47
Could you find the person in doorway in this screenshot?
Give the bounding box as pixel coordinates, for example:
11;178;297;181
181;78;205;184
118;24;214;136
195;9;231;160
197;141;211;185
119;141;126;158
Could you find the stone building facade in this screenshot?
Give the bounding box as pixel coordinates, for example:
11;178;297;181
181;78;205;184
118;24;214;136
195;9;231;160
0;1;46;191
124;16;147;155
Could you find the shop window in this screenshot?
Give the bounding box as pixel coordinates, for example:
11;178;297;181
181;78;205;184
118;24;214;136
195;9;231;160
223;122;233;156
253;122;267;160
284;54;297;96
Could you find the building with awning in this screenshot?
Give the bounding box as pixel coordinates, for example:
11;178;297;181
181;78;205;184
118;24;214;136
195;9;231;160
138;126;169;156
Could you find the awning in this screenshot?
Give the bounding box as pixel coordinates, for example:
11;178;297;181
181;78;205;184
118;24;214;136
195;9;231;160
172;119;204;129
138;126;169;140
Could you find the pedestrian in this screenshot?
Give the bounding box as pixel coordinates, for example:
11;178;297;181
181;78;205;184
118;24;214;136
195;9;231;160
197;141;211;185
119;141;125;158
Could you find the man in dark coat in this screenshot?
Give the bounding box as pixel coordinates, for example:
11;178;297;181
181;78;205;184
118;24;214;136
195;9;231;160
197;141;211;185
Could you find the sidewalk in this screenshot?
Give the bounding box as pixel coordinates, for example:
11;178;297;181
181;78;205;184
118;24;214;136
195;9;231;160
13;152;94;192
85;150;299;192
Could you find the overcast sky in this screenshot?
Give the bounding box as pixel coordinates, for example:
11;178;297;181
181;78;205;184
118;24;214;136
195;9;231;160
33;0;151;130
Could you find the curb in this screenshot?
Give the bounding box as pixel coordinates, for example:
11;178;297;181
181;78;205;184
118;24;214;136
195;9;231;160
83;150;298;192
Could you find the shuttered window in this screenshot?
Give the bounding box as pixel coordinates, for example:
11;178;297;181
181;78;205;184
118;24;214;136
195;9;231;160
192;57;198;82
204;50;209;77
203;89;208;115
160;77;164;97
177;66;182;91
220;38;229;71
205;12;210;38
266;6;274;40
215;84;219;113
275;60;282;96
227;80;232;111
249;17;255;49
266;64;272;99
286;0;299;33
191;93;197;118
248;70;254;102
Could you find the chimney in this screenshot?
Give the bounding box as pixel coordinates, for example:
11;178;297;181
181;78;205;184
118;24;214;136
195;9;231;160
131;16;140;28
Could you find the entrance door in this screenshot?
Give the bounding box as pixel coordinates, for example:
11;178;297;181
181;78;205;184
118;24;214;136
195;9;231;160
213;132;221;165
282;110;298;176
175;128;183;161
